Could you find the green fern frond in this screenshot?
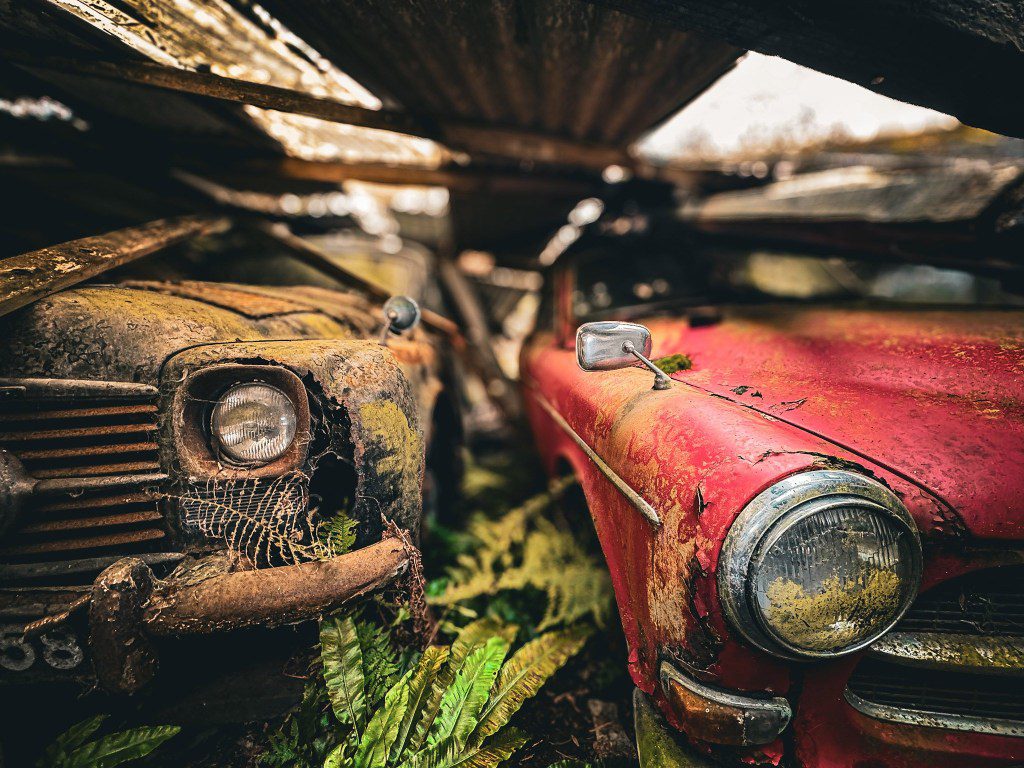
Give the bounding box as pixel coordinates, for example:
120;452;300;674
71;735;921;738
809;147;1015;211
408;619;512;754
321;617;366;735
471;626;590;743
446;727;530;768
428;638;509;750
354;670;411;768
39;716;108;768
316;512;358;558
398;727;528;768
60;725;180;768
503;519;612;630
357;618;402;708
391;646;449;763
429;480;573;606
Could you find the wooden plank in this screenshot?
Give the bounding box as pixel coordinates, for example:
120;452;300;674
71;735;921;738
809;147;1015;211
0;215;230;318
240;158;600;197
250;221;461;339
440;123;631;168
15;56;429;139
14;55;636;169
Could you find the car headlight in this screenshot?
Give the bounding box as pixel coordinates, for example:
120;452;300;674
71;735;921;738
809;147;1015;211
210;383;298;465
718;470;922;659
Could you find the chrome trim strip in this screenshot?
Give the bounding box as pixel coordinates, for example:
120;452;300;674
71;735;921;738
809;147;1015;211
532;391;661;526
0;378;158;399
845;688;1024;738
870;631;1024;677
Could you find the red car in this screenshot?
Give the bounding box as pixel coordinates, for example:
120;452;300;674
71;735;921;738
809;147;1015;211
522;227;1024;766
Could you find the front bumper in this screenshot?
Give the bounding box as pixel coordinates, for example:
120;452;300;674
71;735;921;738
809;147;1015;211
87;538;408;693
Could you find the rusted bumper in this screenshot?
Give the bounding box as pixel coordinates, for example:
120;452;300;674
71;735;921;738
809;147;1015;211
659;661;791;747
88;538;408;693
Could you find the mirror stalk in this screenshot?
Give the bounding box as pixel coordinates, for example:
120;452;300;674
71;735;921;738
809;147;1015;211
623;340;671;390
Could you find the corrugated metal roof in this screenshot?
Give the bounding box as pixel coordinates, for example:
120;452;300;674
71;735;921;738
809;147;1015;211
258;0;739;148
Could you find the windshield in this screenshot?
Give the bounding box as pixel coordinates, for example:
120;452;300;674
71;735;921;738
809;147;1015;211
572;244;1024;320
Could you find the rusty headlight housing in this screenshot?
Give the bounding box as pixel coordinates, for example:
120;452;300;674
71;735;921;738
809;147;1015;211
718;470;922;660
211;383;298;465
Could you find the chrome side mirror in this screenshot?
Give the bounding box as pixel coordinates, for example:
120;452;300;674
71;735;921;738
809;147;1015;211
380;295;421;345
576;321;670;390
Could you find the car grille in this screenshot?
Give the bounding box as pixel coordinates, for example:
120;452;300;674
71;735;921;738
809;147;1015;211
0;380;170;580
846;565;1024;736
848;658;1024;724
897;566;1024;637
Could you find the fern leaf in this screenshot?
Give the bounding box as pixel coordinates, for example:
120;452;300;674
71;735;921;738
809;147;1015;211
39;715;108;767
471;627;590;743
321;617;366;734
357;618;402;708
62;725;180;768
392;646;449;763
503;519;611;630
446;727;529;768
354;670;411;768
408;619;512;753
316;512;358;559
400;727;529;768
428;638;508;750
429;482;572;607
323;743;345;768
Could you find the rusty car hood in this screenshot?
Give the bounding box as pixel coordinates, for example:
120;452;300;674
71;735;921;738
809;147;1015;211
644;306;1024;540
0;283;373;385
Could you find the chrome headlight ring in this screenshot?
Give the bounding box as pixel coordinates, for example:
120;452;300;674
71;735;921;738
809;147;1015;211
718;470;923;661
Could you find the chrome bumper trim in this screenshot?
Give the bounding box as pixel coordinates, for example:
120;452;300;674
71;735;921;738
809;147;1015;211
845;688;1024;738
870;631;1024;677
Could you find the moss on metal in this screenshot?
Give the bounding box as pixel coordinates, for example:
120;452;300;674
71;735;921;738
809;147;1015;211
762;570;901;651
653;353;693;375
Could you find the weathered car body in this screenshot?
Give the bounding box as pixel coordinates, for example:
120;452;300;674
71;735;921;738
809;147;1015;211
0;261;453;696
523;241;1024;766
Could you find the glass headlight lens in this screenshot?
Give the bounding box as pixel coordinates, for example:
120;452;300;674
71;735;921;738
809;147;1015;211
211;383;297;465
719;471;922;659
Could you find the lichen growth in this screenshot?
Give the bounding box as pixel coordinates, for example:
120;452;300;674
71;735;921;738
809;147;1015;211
357;399;422;504
652;353;693;374
762;570;902;651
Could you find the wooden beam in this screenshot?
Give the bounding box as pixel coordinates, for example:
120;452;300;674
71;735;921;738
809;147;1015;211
436;256;520;420
249;221;461;339
439;124;631;169
230;158;600;197
14;55;635;170
15;56;430;138
0;215;230;318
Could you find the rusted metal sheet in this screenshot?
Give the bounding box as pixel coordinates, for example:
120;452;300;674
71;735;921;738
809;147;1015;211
589;0;1024;140
260;0;740;147
682;164;1024;224
0;215;230;318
